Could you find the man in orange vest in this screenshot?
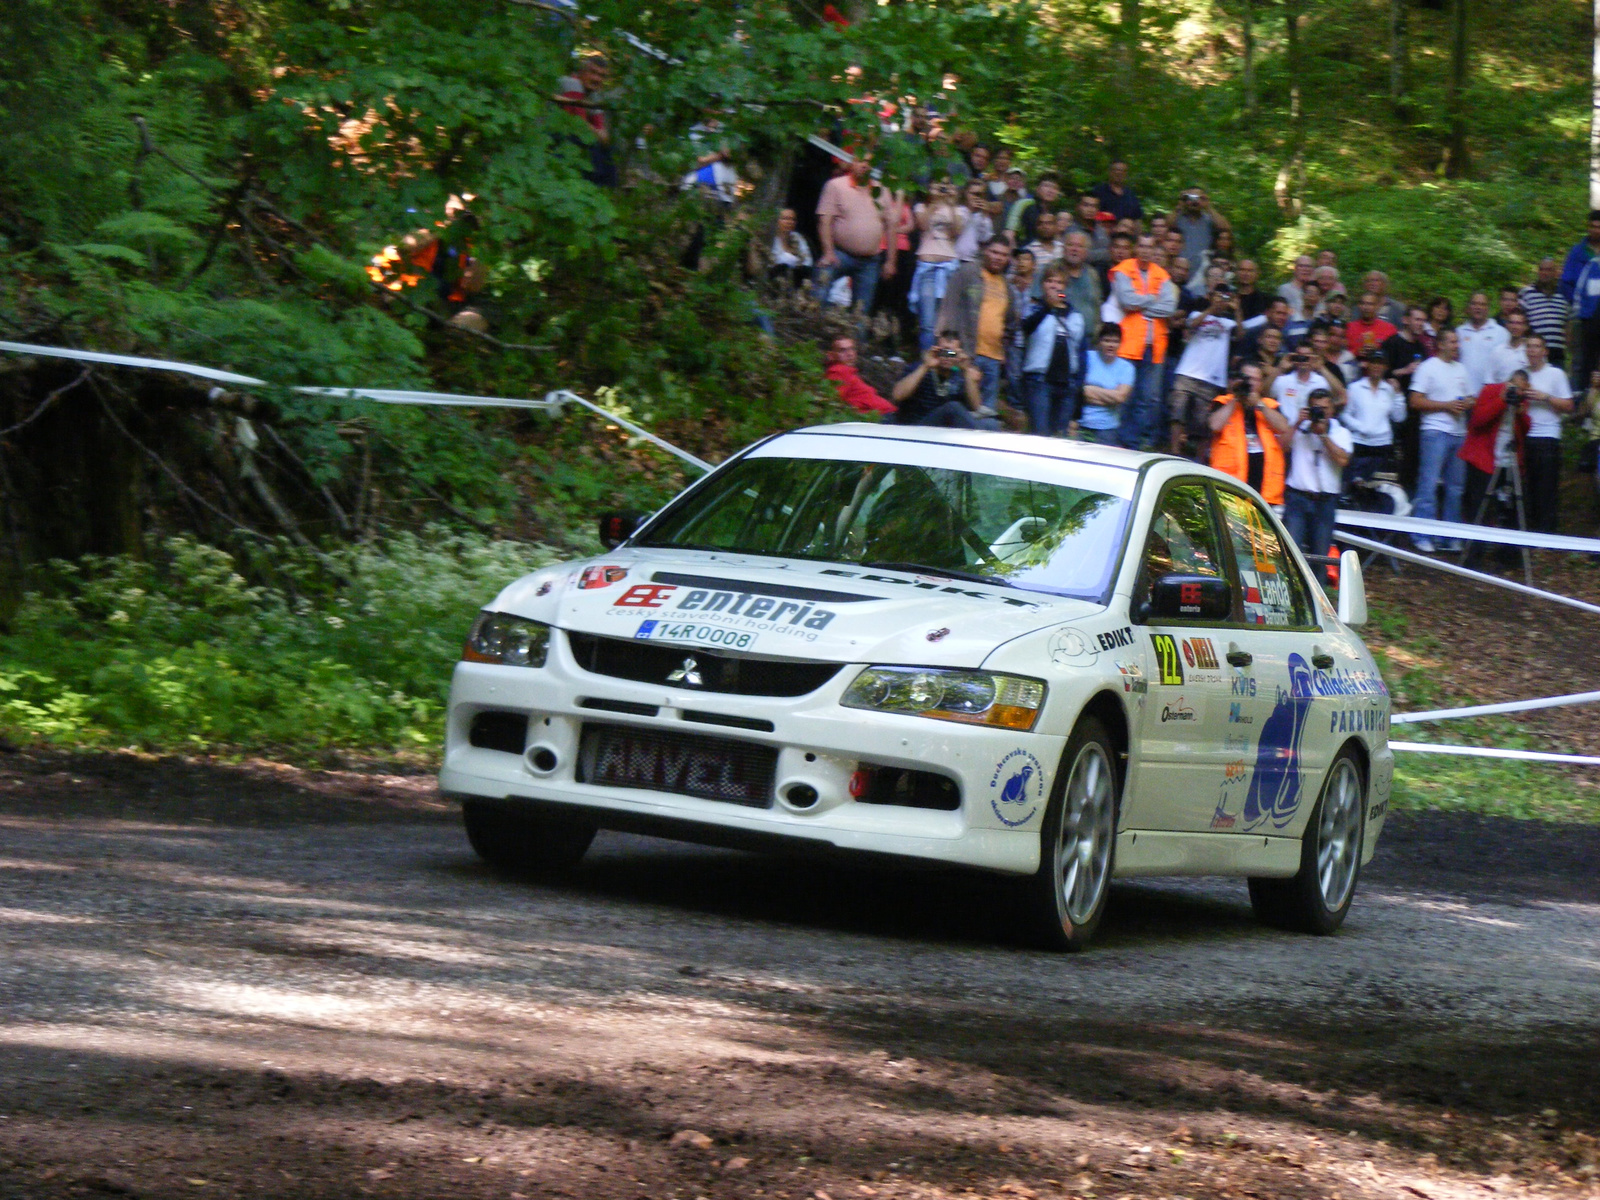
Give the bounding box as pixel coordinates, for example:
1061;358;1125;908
1208;362;1292;504
1109;233;1180;450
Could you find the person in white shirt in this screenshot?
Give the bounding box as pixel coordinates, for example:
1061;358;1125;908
767;207;814;291
1455;291;1511;395
1282;387;1353;559
1518;334;1573;532
1486;309;1530;383
1167;286;1240;461
1342;349;1408;484
1407;329;1474;550
1278;255;1315;314
1270;341;1346;425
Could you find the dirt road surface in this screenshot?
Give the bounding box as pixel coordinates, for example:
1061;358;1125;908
0;758;1598;1200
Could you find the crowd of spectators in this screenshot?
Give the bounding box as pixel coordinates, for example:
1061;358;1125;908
802;143;1600;556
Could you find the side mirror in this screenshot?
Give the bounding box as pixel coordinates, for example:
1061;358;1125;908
1147;573;1232;622
598;512;647;550
1336;549;1367;626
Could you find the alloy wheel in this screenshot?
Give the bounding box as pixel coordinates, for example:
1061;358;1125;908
1058;743;1116;925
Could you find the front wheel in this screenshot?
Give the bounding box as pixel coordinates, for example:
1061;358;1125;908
463;800;596;875
1016;716;1120;952
1249;750;1366;934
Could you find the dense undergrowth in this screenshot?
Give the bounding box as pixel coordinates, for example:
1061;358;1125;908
0;532;576;759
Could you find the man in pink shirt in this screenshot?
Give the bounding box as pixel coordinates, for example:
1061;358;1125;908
815;157;890;324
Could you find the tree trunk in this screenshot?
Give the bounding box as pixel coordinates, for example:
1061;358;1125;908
1444;0;1470;177
1389;0;1407;104
1242;0;1257;117
1591;0;1600;208
1120;0;1140;81
1285;0;1302;130
1276;0;1305;217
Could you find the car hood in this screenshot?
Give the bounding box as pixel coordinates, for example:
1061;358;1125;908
490;549;1103;668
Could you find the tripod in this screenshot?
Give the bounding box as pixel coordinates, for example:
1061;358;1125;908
1467;456;1533;585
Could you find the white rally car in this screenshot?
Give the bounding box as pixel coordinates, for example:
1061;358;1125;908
440;425;1392;950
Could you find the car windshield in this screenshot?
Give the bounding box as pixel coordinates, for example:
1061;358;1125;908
638;453;1132;600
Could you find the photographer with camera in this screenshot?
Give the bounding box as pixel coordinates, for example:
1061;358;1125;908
1169;188;1231;274
1208;362;1291;505
891;330;1002;429
1168;284;1240;462
1270;329;1348;423
1459;368;1533;568
1281;387;1354;561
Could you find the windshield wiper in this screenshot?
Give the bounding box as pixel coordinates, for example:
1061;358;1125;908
860;561;1015;588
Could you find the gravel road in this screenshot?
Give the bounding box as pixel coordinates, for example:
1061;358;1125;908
1;782;1598;1200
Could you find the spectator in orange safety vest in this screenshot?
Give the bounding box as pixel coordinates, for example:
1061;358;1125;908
1108;233;1179;450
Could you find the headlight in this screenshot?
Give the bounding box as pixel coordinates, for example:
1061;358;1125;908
841;667;1046;730
462;612;551;667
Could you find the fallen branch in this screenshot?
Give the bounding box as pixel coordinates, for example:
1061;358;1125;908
0;366;92;440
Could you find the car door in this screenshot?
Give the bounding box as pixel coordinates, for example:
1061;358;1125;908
1126;480;1236;833
1211;487;1332;839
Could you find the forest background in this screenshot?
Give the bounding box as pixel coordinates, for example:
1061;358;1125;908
0;0;1591;787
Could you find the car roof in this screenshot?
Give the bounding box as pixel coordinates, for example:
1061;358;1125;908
783;423;1222;482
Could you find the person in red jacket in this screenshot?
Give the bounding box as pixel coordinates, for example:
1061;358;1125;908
823;336;894;416
1458;369;1532;568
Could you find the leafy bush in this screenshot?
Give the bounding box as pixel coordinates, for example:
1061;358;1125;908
0;532;573;756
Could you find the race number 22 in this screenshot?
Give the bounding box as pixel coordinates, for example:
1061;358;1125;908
1150;634;1184;686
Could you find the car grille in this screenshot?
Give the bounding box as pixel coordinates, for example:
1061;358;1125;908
576;722;776;807
565;631;842;697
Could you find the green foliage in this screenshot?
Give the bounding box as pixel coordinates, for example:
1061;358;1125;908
1391;750;1600;825
0;532;567;755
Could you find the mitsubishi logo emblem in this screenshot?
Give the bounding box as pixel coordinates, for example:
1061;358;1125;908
667;657;703;687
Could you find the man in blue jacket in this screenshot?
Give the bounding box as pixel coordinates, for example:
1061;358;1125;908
1567;213;1600;386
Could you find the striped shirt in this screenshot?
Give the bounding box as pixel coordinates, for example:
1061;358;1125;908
1519;285;1570;351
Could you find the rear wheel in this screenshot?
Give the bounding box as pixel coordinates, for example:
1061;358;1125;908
1249;750;1365;934
462;799;596;874
1017;716;1120;952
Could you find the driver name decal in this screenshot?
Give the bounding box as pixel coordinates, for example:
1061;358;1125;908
989;749;1044;827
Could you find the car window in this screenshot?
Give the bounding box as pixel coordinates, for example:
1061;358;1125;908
638;456;1131;601
1136;482;1224;614
1216;490;1316;628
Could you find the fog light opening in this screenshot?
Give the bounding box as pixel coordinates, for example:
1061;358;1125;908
784;783;820;810
527;745;560;774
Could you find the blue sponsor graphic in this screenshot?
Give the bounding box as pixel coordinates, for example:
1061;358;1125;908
1231;675;1257;697
1242;653;1316;831
1228;702;1253;725
634;620;658;639
989;748;1045;828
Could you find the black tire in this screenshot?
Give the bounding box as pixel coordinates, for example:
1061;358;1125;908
1016;715;1121;952
462;799;596;875
1249;749;1366;934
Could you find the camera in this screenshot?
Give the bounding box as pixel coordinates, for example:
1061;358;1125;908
1213;285;1233;300
1307;404;1329;424
1503;385;1524;406
937;348;959;361
1183;191;1201;203
1291;350;1310;364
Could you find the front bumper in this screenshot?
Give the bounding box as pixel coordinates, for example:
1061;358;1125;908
438;641;1064;875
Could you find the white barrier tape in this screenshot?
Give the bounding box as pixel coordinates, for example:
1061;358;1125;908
0;341;560;412
0;341;714;473
1392;689;1600;725
1390;741;1600;767
544;389;712;473
1334;530;1600;617
1335;508;1600;554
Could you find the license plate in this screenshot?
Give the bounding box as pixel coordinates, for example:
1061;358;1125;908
634;620;757;650
579;723;776;807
